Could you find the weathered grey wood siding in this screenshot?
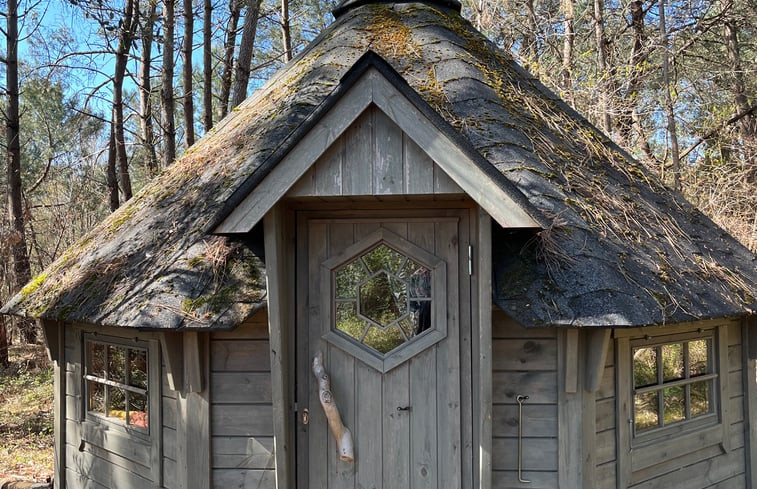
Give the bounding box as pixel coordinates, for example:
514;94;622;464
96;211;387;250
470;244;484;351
63;324;162;489
597;320;747;488
210;310;276;488
162;351;179;488
491;310;559;488
287;105;463;198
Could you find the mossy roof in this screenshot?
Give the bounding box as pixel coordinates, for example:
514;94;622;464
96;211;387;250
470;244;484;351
2;2;755;329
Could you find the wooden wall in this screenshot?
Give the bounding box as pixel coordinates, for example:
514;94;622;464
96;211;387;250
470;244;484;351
287;105;463;198
209;310;276;488
63;324;162;489
491;310;559;488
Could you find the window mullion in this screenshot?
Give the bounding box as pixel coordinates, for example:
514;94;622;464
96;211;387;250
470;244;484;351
657;345;664;428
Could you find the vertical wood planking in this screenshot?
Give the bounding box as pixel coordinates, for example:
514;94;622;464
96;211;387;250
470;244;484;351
410;348;438;489
383;363;411;487
308;220;329;489
315;137;344;196
436;219;462;488
476;209;492;489
373;109;404;195
342;107;373;196
403;134;434;194
355;362;383;488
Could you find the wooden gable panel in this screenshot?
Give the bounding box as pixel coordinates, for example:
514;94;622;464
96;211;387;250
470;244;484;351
288;105;462;198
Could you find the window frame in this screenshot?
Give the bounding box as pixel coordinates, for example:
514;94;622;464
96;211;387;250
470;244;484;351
630;330;718;442
82;334;156;438
615;322;731;486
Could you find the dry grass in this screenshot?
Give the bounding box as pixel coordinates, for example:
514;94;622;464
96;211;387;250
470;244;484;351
0;344;54;483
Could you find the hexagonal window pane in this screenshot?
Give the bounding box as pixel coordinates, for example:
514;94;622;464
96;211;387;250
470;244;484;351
362;244;405;275
336;301;368;341
359;272;408;327
335;261;368;299
363;325;406;354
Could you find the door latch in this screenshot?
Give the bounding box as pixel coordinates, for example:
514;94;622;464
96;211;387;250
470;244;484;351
301;408;310;425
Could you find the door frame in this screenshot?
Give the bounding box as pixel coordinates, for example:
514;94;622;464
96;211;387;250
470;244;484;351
263;200;489;489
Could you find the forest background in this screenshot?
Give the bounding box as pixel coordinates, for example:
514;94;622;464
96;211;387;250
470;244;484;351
0;0;754;477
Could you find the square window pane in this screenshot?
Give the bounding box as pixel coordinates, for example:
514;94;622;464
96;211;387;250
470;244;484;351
88;381;105;414
634;391;659;432
689;339;709;377
663;386;685;425
129;349;148;390
662;343;684;382
633;347;657;388
107;345;125;383
128;394;149;429
108;386;126;420
88;343;105;377
690;380;711;417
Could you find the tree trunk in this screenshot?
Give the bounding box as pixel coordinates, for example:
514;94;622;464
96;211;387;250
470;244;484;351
6;0;34;343
114;0;137;201
560;0;575;95
617;0;645;142
183;0;195;147
203;0;213;131
593;0;612;134
162;0;177;166
231;0;263;109
0;306;9;367
107;119;120;212
659;0;680;190
281;0;292;62
140;0;160;177
724;19;755;181
219;0;242;119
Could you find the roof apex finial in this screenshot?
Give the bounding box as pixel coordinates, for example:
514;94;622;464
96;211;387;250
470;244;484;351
332;0;462;19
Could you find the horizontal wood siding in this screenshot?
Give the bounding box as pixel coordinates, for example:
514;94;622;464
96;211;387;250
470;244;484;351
211;311;276;488
491;311;558;488
287;105;463;199
63;324;161;489
162;349;179;488
595;340;617;488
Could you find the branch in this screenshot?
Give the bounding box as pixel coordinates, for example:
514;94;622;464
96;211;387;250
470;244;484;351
680;104;757;161
311;351;354;463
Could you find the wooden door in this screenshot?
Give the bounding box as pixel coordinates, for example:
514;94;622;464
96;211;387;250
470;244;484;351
296;213;469;489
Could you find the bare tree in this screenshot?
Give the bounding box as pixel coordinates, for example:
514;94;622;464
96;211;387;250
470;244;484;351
113;0;138;201
231;0;263;109
592;0;612;133
4;0;35;343
659;0;681;189
219;0;242;119
182;0;195;147
139;0;160;176
162;0;177;166
281;0;292;62
203;0;213;131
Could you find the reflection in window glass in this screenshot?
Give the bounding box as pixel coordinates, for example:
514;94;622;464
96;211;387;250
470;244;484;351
633;335;715;435
635;391;659;431
333;243;432;356
633;347;657;388
85;339;150;432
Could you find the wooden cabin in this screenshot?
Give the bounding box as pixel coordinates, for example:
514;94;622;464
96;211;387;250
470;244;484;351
3;1;756;488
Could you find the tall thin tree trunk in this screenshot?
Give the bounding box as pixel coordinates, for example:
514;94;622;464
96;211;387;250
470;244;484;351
140;0;159;177
183;0;195;147
0;309;8;366
281;0;292;62
6;0;34;343
162;0;177;166
203;0;213;131
593;0;612;134
231;0;263;109
219;0;242;119
114;0;136;201
560;0;575;96
659;0;680;190
107;119;120;212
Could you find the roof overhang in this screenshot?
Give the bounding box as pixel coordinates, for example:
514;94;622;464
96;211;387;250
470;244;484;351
213;51;544;234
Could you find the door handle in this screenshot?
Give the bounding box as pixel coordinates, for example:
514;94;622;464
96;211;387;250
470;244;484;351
312;351;354;462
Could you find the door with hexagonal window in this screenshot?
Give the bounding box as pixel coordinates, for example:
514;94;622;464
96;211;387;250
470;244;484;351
296;213;470;489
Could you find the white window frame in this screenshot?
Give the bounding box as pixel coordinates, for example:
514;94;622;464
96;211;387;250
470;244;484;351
82;334;159;438
615;322;730;486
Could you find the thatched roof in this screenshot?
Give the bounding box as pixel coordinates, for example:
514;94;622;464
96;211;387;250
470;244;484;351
2;1;755;329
